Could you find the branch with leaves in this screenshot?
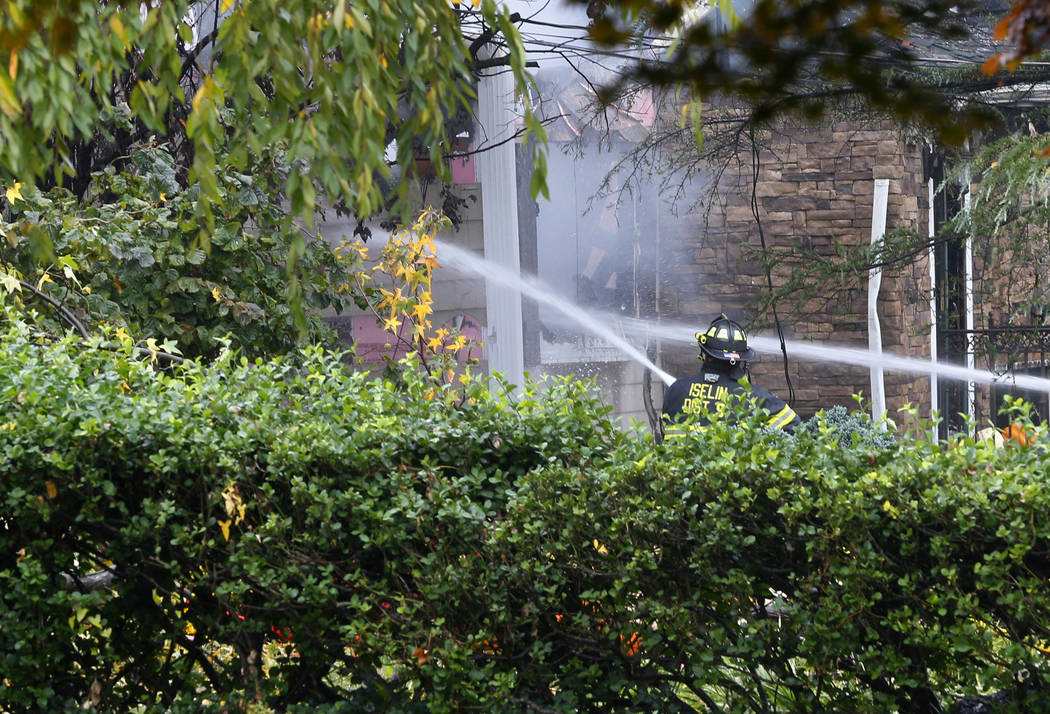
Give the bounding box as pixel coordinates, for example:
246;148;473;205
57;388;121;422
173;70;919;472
345;208;484;398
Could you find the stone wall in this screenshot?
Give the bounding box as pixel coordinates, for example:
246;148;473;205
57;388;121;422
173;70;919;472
656;118;934;421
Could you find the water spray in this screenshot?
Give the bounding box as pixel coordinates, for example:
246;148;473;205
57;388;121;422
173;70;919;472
629;318;1050;396
436;240;1050;397
434;240;676;386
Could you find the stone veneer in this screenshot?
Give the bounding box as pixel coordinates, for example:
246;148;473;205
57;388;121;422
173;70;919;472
657;118;934;421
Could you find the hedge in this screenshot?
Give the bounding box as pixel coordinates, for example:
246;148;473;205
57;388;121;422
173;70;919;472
3;320;1050;712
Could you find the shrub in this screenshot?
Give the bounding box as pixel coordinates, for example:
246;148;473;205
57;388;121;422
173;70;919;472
0;320;623;711
4;321;1050;712
0;145;362;360
794;404;897;450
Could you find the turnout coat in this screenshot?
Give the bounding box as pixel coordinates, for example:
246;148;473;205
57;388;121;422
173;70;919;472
661;362;799;438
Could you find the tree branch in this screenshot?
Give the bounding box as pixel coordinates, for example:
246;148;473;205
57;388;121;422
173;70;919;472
16;278;90;338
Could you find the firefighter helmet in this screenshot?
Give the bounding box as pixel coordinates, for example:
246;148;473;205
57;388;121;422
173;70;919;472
696;315;756;363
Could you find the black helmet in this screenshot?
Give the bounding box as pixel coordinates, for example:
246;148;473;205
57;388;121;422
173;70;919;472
696;314;755;363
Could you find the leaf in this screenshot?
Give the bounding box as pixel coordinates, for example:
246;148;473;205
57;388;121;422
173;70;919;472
0;71;19;117
109;15;130;49
0;270;20;294
218;519;231;541
5;181;22;203
159;339;181;355
529;151;549;200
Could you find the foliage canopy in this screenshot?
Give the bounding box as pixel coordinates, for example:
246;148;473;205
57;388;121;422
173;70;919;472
4;318;1050;712
0;0;543;231
577;0;1046;145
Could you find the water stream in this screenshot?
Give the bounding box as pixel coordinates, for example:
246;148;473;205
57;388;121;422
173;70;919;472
436;240;1050;396
435;240;676;386
630;319;1050;394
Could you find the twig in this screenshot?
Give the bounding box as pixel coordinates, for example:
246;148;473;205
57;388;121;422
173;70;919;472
16;278;90;338
37;332;188;365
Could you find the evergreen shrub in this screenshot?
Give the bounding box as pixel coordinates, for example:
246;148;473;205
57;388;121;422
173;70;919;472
3;321;1050;712
795;403;897;450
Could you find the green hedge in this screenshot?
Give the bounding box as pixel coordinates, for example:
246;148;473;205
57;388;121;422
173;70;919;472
3;321;1050;712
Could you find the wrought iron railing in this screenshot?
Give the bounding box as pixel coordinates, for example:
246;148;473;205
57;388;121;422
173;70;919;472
939;325;1050;428
941;326;1050;372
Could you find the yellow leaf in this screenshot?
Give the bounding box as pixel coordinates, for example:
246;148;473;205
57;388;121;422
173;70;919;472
8;49;17;80
115;327;130;343
411;302;430;321
5;181;22;203
222;482;245;522
416;230;436;255
145;338;159;362
211;287;221;302
45;481;57;499
592;539;608;554
0;71;20;117
35;273;52;291
221;0;234;12
383;315;402;331
191;77;216;113
426;336;442;350
109;15;130;49
218;519;231;541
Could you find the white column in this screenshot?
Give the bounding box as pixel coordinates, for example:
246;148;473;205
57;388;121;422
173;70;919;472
475;67;525;390
964;187;975;423
869;178;889;421
928;176;939;443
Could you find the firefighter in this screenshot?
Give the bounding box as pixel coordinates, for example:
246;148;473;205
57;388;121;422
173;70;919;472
662;314;799;438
